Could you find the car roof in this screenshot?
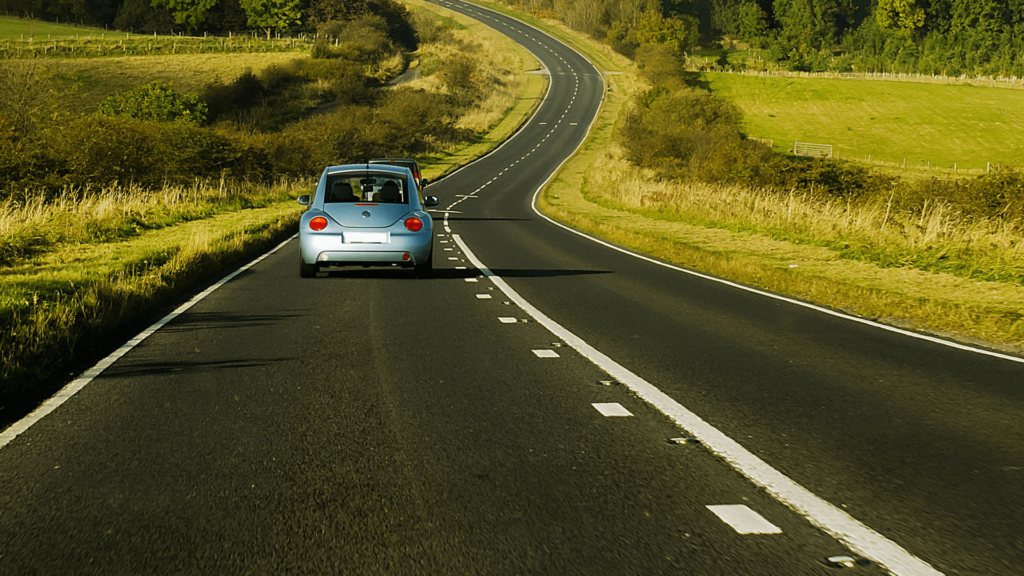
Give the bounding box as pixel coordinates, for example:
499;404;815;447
325;163;411;176
368;157;418;163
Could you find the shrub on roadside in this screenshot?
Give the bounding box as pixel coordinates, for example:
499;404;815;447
0;116;272;198
265;88;461;176
412;11;457;45
98;81;207;124
201;69;266;123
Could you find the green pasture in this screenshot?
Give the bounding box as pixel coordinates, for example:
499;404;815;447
0;15;102;39
703;72;1024;172
1;53;306;113
0;15;309;60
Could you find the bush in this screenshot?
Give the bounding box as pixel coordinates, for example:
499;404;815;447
618;83;896;200
634;43;694;90
412;11;456;45
97;81;207;124
316;16;395;64
441;51;483;107
620;86;744;175
201;69;265;123
299;58;371;104
0;115;272;195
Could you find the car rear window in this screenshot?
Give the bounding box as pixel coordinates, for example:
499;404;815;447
324;173;409;204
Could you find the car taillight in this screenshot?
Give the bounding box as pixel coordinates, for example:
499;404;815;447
404;217;423;232
309;216;328;231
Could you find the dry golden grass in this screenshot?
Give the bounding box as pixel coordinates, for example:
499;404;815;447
0;177;309;260
400;0;529;134
587;146;1024;277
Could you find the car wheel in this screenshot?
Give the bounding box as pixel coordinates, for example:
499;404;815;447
414;248;433;279
300;256;318;278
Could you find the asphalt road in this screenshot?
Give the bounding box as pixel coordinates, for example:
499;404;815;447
2;2;1022;575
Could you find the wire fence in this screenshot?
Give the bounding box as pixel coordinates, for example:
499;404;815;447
726;68;1024;91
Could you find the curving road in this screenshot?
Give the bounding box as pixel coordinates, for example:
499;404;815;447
1;2;1022;574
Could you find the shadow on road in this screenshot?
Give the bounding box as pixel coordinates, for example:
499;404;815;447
316;268;612;280
104;358;293;379
160;312;308;333
439;217;533;222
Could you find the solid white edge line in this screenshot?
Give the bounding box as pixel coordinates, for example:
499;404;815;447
453;234;941;576
0;233;299;451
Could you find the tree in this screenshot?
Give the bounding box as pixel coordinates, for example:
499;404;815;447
876;0;925;31
635;10;700;50
773;0;855;52
150;0;218;31
240;0;302;38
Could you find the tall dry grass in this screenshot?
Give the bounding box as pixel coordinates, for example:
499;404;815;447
0;177;310;266
586;146;1024;284
402;37;522;134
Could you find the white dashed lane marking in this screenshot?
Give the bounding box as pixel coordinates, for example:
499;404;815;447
476;294;492;299
498;317;518;324
707;505;783;535
592;403;633;417
532;349;559;358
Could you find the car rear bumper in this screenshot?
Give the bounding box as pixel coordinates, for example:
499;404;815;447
299;234;432;266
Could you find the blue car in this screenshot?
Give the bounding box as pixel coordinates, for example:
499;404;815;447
297;164;439;278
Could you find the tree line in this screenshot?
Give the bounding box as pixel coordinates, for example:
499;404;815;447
0;0;416;46
4;0;1019;77
511;0;1023;77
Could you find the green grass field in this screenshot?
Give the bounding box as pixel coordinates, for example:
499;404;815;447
703;72;1024;172
0;15;103;39
0;15;309;60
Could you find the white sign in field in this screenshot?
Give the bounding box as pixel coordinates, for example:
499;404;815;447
794;142;833;158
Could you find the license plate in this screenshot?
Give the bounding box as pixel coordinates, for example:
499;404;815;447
344;232;389;244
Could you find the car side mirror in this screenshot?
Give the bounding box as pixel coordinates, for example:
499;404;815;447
297;194;311;206
420;178;429;189
424;196;439;207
